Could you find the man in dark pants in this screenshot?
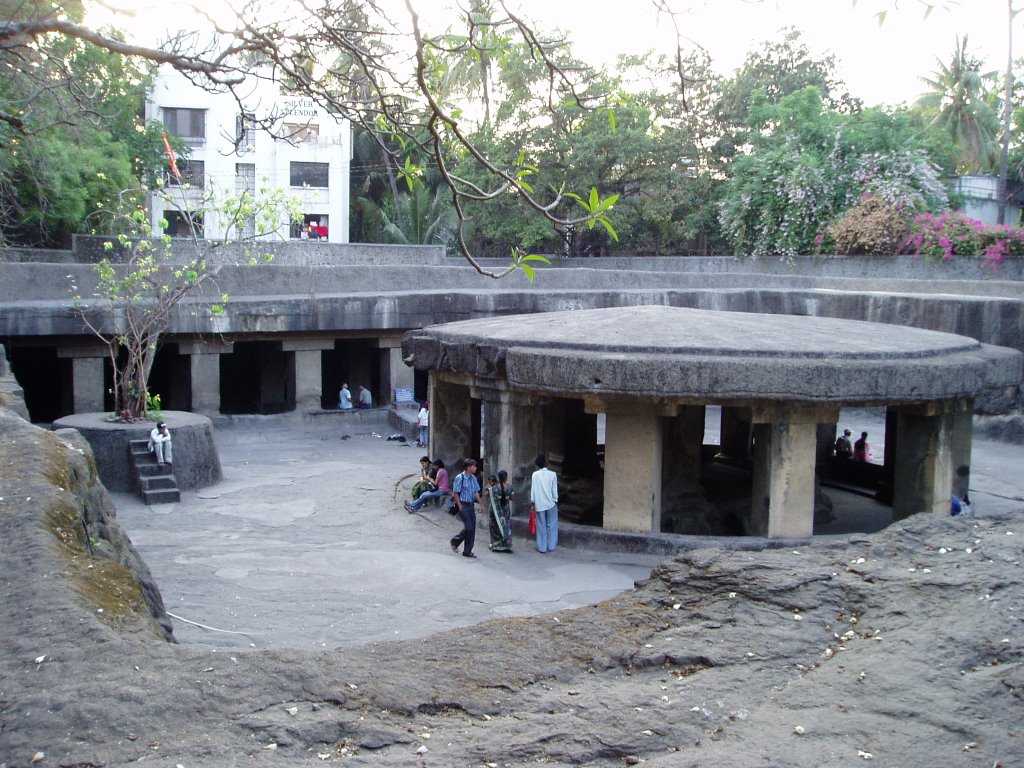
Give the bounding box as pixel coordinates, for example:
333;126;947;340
450;459;482;559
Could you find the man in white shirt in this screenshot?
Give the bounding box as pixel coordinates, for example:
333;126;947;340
148;421;173;466
338;382;353;410
529;453;559;553
357;385;373;408
417;402;429;447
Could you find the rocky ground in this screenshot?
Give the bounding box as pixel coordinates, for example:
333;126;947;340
1;399;1022;768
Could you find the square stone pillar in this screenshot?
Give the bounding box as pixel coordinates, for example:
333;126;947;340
476;385;543;500
190;354;221;415
750;407;823;538
429;374;473;467
602;403;663;533
389;347;415;401
71;357;104;414
893;403;955;519
293;350;323;410
951;399;973;502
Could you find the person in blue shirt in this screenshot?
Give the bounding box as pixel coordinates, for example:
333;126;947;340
338;382;353;410
450;459;482;558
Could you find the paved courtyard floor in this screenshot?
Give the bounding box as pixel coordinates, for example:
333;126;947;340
114;410;1024;653
114;416;664;651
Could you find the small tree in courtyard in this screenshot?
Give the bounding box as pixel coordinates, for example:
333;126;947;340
73;182;300;421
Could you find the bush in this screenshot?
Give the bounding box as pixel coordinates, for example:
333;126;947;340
823;195;912;256
901;211;1024;266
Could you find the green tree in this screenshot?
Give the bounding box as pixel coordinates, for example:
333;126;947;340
917;36;999;173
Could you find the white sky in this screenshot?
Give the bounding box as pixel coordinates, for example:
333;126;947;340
88;0;1013;107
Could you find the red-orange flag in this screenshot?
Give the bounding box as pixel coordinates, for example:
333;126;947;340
161;132;182;182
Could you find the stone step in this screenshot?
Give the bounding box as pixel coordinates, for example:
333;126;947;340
142;488;180;505
140;475;177;491
136;463;163;477
129;439;150;449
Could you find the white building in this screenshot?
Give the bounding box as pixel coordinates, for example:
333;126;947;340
951;175;1023;227
145;67;350;243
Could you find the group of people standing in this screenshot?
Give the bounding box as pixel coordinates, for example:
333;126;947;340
338;382;374;410
403;451;559;559
834;428;872;462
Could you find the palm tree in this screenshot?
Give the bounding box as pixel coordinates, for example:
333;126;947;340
918;36;999;172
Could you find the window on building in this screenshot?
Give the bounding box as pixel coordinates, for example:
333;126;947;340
282;122;319;144
235;112;256;151
167;159;204;188
163;210;204;238
289;161;329;188
162;107;206;143
290;214;329;240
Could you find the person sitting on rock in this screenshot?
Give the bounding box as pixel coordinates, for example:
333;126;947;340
149;422;173;466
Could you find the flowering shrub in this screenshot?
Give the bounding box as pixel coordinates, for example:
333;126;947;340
822;195;912;256
901;211;1024;266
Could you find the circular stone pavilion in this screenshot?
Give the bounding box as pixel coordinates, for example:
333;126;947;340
402;305;1022;539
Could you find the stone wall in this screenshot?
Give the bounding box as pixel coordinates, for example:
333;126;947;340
0;247;74;263
71;235;445;266
454;254;1024;281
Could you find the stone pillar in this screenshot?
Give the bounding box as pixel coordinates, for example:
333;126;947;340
293;350;323;410
429;375;473;467
190;354;222;415
749;407;822;538
71;357;104;414
878;407;899;503
951;399;973;502
893;403;955;519
602;403;663;533
718;406;752;462
283;339;336;411
476;385;543;500
179;341;232;416
389;347;414;401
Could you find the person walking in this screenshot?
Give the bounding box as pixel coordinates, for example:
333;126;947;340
529;454;559;553
450;459;481;558
148;421;173;466
406;460;450;513
416;401;429;447
486;470;514;553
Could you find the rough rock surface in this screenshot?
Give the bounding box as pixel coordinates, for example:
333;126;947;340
1;406;1022;767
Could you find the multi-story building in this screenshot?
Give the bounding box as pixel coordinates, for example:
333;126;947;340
145;67;350;243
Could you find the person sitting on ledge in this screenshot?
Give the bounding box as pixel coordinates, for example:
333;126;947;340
357;385;373;408
338;382;353;411
406;460;450;513
148;421;173;467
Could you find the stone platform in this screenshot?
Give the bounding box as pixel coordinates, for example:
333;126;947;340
53;411;222;493
404;306;1023;540
404;305;1021;404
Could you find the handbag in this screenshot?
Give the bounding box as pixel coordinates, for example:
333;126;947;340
528;508;537;536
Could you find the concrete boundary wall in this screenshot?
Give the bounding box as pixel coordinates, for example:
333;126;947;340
68;236;444;267
7;262;1024;303
451;254;1024;281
